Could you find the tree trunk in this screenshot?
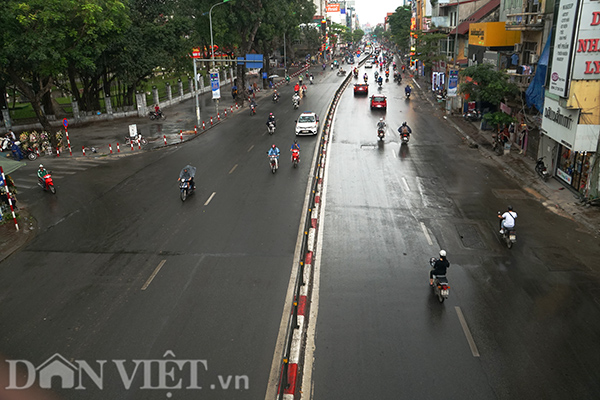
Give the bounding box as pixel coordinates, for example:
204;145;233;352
8;69;54;143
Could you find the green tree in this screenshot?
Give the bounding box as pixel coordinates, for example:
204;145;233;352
459;63;519;105
352;29;365;44
0;0;129;141
387;6;411;52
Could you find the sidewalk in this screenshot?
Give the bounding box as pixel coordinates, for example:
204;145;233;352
412;78;600;235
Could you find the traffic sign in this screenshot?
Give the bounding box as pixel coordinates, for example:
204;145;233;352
63;118;68;128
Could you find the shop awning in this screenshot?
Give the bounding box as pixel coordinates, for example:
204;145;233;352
449;0;501;35
0;157;26;175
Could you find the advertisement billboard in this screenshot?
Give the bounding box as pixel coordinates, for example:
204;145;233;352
548;0;580;97
571;1;600;79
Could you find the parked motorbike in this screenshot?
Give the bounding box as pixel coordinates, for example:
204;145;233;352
0;138;18;152
291;149;300;168
148;110;165;120
491;133;506;155
429;257;450;303
39;173;56;194
497;212;517;248
125;134;148;145
22;146;38;161
463;109;482;122
269;155;279;174
268;122;276;135
435;90;447;102
535;157;550;181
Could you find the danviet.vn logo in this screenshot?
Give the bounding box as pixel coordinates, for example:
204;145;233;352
5;351;249;392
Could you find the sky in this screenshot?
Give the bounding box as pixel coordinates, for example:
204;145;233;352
353;0;406;27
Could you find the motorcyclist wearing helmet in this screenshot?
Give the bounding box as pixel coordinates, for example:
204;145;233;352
377;118;386;131
267;144;280;158
266;113;276;127
405;84;412;95
290;140;300;162
363;73;368;83
398;121;412;137
377;75;383;86
498;205;517;234
430;250;450;286
37;164;49;182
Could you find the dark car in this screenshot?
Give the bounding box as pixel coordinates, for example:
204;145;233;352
354;83;369;96
370;95;387;110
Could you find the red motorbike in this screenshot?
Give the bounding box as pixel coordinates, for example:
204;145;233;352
291;149;300;168
39;173;56;194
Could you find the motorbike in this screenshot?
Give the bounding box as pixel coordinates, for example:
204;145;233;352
497;212;517;248
400;132;410;144
377;127;385;141
268;122;276;135
310;76;314;84
429;258;450;303
363;76;368;84
463;109;482;122
0;138;18;152
148;110;165;120
491;133;506;155
269;155;279;174
291;149;300;168
250;104;257;115
378;81;383;88
179;165;196;201
179;178;195;201
535;157;550;181
293;96;300;110
302;88;307;97
337;69;346;76
405;91;411;99
39;173;56;194
22;146;38;161
125;134;148;145
272;93;279;102
353;71;358;79
436;90;447;102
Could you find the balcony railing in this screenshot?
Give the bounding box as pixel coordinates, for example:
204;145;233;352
505;12;545;31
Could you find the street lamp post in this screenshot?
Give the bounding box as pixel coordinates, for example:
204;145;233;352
209;0;230;115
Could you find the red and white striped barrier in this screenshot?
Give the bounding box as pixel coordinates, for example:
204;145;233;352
65;128;72;156
217;113;220;121
194;125;197;135
164;135;167;145
210;117;213;126
56;147;60;157
180;130;183;142
109;144;113;154
203;121;206;130
130;141;134;151
117;143;120;153
82;146;86;156
224;109;227;118
0;166;19;231
137;139;141;150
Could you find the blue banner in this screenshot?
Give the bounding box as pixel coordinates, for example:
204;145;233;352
209;71;221;99
448;70;458;97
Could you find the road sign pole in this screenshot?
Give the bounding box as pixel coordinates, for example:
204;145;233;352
193;57;201;126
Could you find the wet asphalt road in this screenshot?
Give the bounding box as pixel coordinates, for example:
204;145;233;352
0;66;341;399
308;64;600;399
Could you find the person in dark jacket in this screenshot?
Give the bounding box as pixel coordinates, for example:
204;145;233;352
430;250;449;286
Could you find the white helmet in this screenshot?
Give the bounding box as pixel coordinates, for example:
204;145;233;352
380;118;383;121
39;164;44;168
439;250;447;257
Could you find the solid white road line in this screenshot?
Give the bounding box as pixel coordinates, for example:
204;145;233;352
229;164;238;174
401;176;410;192
247;145;254;152
420;222;433;246
204;192;216;206
141;260;166;291
455;306;480;357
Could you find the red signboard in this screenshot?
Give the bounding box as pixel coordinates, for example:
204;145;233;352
326;4;340;12
192;47;201;59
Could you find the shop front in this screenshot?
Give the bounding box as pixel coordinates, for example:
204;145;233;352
540;96;599;194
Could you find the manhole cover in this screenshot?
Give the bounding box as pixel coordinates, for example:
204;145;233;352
456;224;486;249
492;189;530;199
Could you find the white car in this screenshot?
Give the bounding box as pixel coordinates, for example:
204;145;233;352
295;112;319;136
365;60;373;68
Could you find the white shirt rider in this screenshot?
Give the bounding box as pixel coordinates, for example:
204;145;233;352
500;209;517;232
